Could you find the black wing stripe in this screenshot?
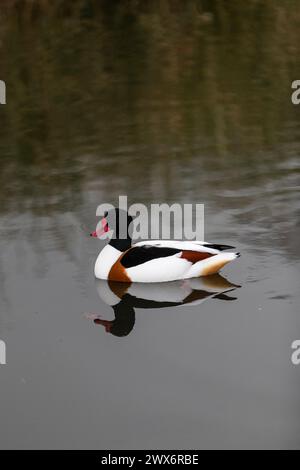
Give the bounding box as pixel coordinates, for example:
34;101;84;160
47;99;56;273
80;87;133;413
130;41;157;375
203;243;235;251
121;246;181;269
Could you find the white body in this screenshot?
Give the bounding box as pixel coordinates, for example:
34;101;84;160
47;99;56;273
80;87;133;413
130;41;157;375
94;240;239;283
94;245;121;279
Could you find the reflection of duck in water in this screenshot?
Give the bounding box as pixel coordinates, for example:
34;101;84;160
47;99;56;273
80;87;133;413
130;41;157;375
86;274;240;337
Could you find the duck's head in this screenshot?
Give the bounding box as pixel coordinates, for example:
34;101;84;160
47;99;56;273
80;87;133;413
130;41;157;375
90;208;133;251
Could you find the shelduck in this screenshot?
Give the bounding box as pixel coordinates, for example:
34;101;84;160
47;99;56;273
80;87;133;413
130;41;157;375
90;208;240;283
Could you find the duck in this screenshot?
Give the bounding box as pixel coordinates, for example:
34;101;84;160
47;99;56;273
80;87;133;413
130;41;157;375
86;275;240;337
90;208;240;283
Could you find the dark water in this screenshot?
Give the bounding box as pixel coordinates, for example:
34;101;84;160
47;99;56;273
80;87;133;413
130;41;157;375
0;1;299;449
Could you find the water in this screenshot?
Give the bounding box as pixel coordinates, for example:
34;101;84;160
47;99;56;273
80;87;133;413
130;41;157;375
0;1;299;449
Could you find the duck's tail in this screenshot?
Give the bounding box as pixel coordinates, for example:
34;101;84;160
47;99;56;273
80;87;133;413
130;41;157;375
188;252;240;278
200;252;240;276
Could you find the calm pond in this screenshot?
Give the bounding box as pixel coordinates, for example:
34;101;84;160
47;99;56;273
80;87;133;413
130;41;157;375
0;1;299;449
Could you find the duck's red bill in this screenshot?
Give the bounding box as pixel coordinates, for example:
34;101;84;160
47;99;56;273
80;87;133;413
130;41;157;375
90;218;109;238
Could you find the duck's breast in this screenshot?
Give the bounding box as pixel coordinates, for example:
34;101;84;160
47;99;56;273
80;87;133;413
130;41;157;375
94;245;122;279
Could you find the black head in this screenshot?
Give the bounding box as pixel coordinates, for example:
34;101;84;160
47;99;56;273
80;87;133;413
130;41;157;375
91;208;133;252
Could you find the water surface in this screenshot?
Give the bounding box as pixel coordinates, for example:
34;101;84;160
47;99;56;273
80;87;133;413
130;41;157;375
0;1;299;449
